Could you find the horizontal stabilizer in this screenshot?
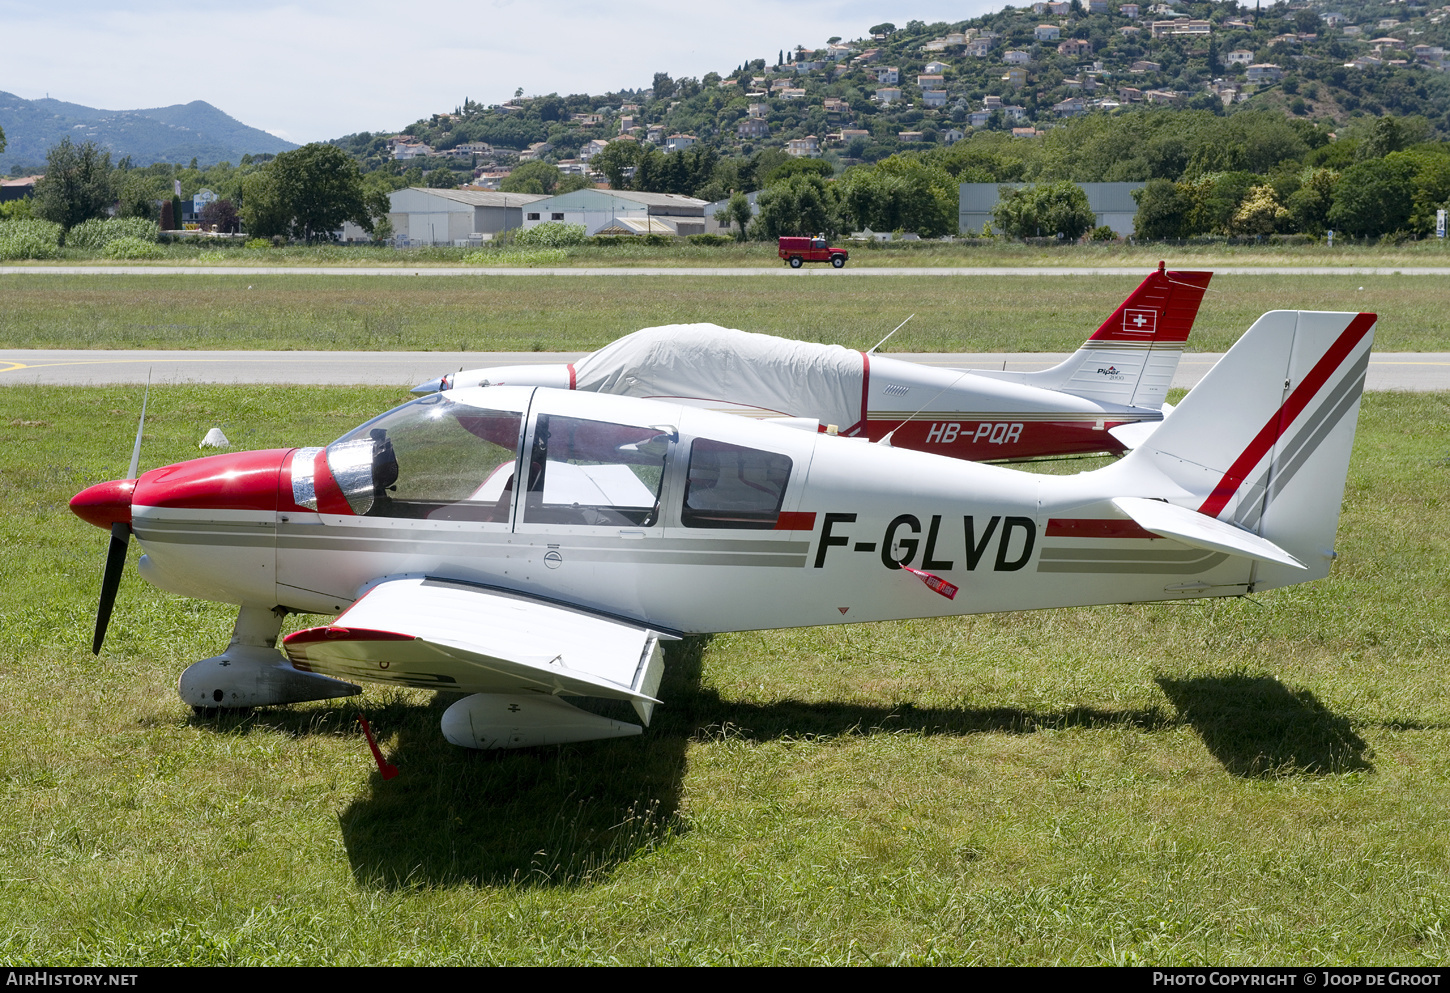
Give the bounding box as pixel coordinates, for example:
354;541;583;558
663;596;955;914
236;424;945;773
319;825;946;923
1108;403;1172;449
1107;418;1162;450
284;577;667;721
1112;497;1305;569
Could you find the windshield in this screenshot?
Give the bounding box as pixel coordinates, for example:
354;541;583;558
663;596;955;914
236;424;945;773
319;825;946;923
327;394;523;520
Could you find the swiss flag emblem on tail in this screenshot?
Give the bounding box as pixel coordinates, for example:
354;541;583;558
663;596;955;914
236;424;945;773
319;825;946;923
1123;309;1157;334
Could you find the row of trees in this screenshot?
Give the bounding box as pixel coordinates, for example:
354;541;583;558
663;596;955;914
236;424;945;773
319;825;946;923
10;137;388;243
1132;118;1450;239
488;108;1440;242
740;167;1093;241
740;110;1450;242
238;144;387;242
1133;149;1450;239
743;157;956;240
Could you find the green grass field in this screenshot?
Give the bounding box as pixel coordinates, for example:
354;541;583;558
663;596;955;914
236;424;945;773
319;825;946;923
1;272;1445;352
4;236;1450;269
1;383;1448;965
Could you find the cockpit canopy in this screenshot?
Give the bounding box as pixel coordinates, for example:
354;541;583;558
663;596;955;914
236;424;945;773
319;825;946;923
326;392;524;520
305;388;800;530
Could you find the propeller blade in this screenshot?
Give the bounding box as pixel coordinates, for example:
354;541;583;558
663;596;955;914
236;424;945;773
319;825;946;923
93;521;131;655
127;371;151;481
94;374;150;654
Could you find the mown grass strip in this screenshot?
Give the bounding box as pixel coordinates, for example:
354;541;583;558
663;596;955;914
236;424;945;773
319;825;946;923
1;273;1443;352
3;237;1450;269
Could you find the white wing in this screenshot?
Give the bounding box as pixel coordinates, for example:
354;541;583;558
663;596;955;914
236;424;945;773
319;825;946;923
283;577;669;724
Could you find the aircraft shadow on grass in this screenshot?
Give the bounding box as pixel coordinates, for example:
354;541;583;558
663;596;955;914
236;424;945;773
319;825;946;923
185;653;1380;888
1156;674;1374;778
325;637;1175;890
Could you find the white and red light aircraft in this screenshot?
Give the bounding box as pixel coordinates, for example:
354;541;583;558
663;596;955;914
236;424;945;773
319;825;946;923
414;264;1212;462
71;310;1374;751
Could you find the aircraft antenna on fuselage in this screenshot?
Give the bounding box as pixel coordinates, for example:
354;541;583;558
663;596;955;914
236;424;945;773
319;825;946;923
867;314;914;355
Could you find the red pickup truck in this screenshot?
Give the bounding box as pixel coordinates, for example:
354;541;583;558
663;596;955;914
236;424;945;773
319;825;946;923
778;236;848;268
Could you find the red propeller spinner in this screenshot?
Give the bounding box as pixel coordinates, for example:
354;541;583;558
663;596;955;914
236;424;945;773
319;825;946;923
70;479;136;530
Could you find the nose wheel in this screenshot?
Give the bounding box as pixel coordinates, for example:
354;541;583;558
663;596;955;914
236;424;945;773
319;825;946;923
178;606;361;711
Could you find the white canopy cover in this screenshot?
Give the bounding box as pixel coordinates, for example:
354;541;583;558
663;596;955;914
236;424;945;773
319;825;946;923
571;324;866;431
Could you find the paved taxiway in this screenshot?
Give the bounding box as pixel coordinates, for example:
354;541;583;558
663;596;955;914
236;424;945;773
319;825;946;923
4;265;1450;277
2;349;1446;391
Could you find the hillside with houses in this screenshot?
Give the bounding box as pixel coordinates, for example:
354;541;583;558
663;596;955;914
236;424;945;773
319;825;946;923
332;0;1450;185
6;0;1448;249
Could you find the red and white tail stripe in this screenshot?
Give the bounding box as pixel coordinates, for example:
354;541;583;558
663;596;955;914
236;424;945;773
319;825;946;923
1010;263;1213;410
1120;310;1376;588
1088;261;1213;346
1196;312;1376;520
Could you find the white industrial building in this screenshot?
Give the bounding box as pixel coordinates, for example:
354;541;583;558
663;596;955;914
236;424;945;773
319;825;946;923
385;187;549;246
519;189;709;237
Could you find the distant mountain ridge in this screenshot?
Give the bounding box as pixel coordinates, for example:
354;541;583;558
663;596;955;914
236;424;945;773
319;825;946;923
0;92;298;170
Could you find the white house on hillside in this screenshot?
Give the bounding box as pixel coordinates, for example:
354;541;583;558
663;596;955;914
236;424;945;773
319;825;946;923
786;135;821;157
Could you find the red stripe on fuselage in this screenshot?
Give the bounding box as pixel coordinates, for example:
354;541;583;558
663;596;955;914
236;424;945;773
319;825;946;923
863;416;1132;461
567;363;577;390
774;511;817;531
842;351;870;437
1197;312;1376;518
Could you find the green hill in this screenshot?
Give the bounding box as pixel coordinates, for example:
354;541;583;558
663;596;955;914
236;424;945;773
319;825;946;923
0;92;297;172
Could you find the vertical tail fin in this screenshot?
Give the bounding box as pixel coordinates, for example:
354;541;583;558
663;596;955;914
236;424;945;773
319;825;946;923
1000;263;1212;409
1116;310;1375;590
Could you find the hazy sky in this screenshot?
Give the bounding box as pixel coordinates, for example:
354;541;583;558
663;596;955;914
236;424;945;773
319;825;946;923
2;0;1007;143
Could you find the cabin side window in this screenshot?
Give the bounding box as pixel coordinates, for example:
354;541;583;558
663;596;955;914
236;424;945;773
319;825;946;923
524;414;670;527
681;439;792;529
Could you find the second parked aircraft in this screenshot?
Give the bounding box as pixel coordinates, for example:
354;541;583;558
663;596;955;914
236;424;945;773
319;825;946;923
414;264;1212;462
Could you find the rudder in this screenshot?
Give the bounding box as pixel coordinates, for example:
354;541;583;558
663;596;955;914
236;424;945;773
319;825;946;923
1116;310;1375;590
1004;263;1213;408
